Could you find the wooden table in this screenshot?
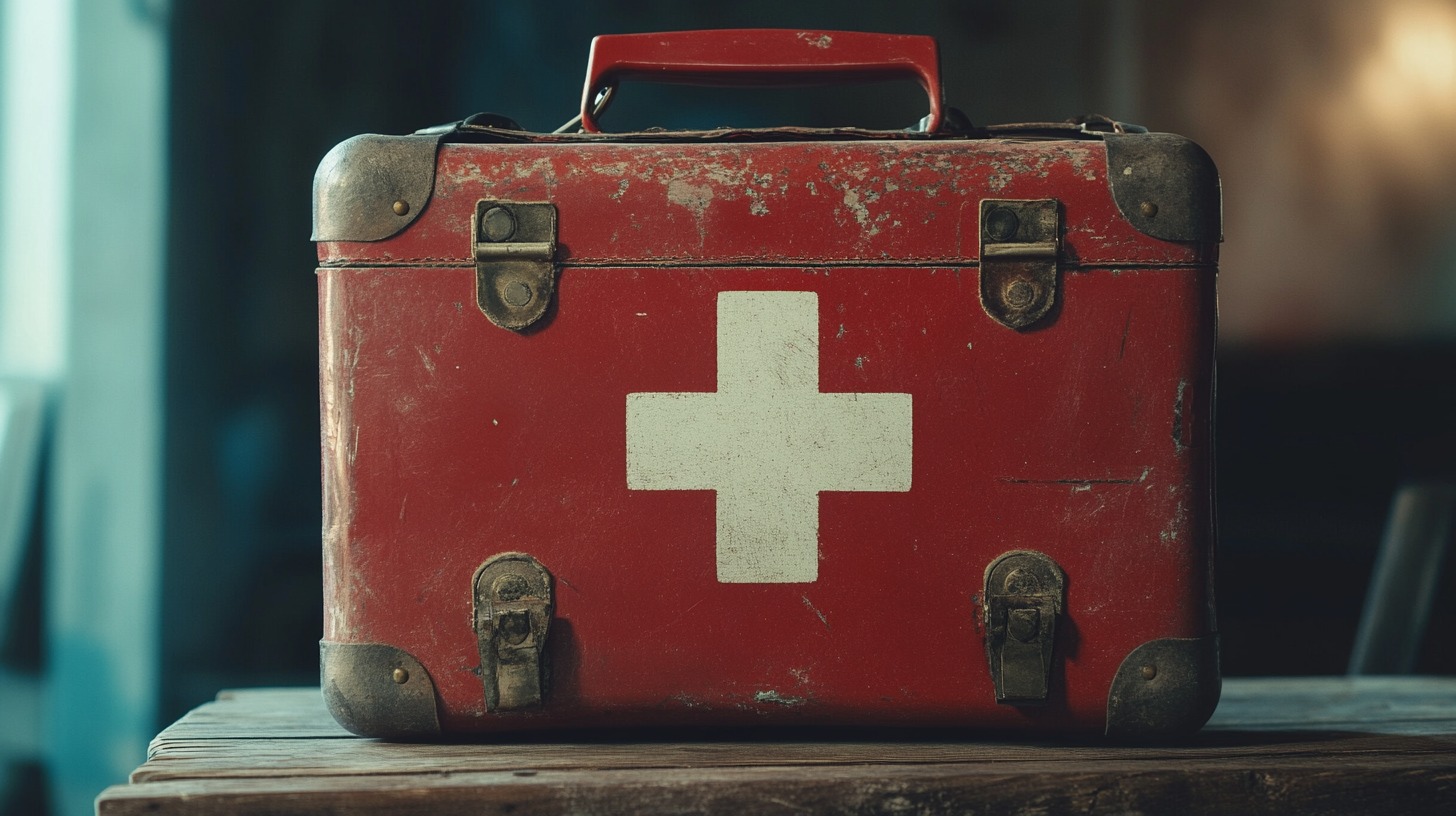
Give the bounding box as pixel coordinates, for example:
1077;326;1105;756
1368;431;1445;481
96;677;1456;815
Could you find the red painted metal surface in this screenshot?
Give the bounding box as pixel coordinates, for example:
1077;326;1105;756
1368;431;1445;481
318;69;1216;732
321;141;1208;269
579;30;944;133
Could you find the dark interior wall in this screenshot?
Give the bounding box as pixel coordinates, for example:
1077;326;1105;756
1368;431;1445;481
164;0;478;715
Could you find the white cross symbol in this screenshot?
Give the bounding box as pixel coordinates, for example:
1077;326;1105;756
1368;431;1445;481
626;291;913;583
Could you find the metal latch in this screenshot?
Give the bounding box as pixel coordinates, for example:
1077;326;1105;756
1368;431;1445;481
983;551;1066;705
472;553;553;711
473;201;557;331
978;199;1061;329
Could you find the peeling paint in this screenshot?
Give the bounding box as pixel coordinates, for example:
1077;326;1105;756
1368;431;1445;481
797;32;833;48
755;689;806;706
667;179;714;215
1173;380;1188;453
840;187;882;236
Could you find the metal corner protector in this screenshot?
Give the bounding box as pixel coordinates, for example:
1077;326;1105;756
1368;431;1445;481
320;640;442;738
1104;132;1222;244
312;133;443;243
1105;635;1221;739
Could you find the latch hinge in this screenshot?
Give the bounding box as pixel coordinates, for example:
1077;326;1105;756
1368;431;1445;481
473;201;557;331
979;200;1061;329
983;550;1066;705
472;553;553;711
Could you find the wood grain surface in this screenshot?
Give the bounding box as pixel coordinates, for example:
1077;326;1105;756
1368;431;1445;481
96;678;1456;815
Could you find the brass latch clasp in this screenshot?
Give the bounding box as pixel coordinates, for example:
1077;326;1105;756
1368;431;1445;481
472;201;557;331
978;199;1061;329
472;553;553;711
983;550;1066;705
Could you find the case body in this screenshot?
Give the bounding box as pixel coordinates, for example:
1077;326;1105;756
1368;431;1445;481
314;93;1221;737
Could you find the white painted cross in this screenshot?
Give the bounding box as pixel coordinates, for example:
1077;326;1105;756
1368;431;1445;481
626;291;912;583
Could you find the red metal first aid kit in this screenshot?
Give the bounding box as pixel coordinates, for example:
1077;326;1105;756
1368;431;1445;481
313;30;1221;738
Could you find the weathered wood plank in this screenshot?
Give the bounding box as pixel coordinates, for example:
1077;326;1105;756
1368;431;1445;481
97;761;1456;816
132;728;1456;784
99;678;1456;816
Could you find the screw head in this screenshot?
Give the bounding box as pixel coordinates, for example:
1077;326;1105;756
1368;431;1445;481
392;667;410;684
1140;664;1158;681
984;207;1020;242
1004;280;1037;310
502;281;534;308
1139;201;1159;218
480;206;517;242
392;200;410;216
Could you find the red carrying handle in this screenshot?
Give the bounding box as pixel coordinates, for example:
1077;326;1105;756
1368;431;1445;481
579;29;944;133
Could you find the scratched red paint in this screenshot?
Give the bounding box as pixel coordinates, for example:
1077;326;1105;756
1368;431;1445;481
318;133;1217;733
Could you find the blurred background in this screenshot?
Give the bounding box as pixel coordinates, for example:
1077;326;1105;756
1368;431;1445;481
2;0;1455;813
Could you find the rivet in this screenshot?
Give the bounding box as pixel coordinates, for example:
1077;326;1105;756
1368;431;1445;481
1140;664;1157;680
1139;201;1159;218
480;205;517;242
392;667;410;684
392;200;410;216
984;207;1020;242
1004;280;1036;310
503;281;533;308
